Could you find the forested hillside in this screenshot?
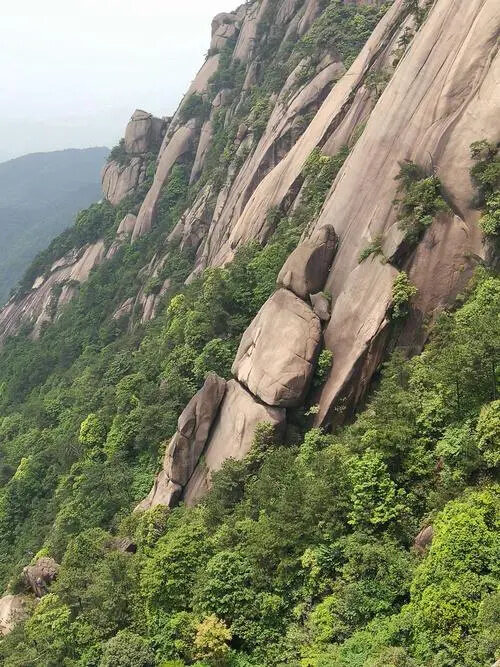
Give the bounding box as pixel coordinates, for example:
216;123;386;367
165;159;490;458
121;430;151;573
0;147;109;305
0;0;498;665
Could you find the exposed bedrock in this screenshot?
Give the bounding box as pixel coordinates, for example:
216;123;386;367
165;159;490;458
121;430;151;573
312;0;499;424
166;373;227;487
277;224;338;300
124;109;166;155
183;380;286;506
232;289;322;407
136;374;226;511
0;594;27;636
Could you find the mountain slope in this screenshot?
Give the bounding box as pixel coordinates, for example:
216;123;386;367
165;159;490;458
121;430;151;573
0;147;109;304
0;1;498;665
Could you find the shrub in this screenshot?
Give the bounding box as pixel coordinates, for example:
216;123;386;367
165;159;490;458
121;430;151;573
359;235;384;263
313;349;334;388
178;93;210;124
108;138;130;165
391;272;418;319
194;615;232;664
100;630;154;667
394;161;450;242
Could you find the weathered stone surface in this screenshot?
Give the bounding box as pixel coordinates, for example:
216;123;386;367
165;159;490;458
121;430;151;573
310;292;330;321
166;373;227;486
0;594;27;636
233;289;321;407
414;525;434;554
183;380;285;505
135;473;182;512
113;537;137;554
277;225;337;299
101;157;145;206
135;374;226;511
124;109;166;155
0;240;106;346
22;557;60;598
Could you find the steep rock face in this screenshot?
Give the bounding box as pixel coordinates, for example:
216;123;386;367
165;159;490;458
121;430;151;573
183;380;286;506
312;0;499;423
199;0;406;269
233;289;322;407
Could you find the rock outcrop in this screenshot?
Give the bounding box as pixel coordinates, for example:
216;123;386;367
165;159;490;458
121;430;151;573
233;289;322;407
136;374;226;511
102;110;168;206
414;525;434;554
183;380;286;505
22;557;60;598
277;225;337;300
0;240;106;345
0;594;27;636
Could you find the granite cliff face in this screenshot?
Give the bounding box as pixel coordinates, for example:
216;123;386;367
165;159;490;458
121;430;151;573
0;0;498;508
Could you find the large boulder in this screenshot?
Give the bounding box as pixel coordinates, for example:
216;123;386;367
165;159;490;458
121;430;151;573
124;109;167;155
232;289;322;407
277;225;337;300
0;594;27;636
183;380;286;505
135;374;226;511
22;557;60;598
166;373;227;486
414;525;434;554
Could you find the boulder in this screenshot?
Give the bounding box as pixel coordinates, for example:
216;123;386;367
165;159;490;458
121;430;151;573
113;537;137;554
0;594;27;635
22;557;60;598
232;289;322;407
183;380;285;505
166;373;227;486
135;374;226;511
277;225;337;300
414;525;434;554
124;109;167;155
310;292;331;321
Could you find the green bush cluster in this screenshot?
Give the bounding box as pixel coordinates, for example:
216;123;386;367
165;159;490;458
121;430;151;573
394;161;450;243
391;271;418;319
470;140;500;237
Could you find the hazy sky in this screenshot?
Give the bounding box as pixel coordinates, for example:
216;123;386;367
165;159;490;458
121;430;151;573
0;0;234;162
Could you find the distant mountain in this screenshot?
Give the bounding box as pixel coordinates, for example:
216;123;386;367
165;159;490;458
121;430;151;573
0;146;109;304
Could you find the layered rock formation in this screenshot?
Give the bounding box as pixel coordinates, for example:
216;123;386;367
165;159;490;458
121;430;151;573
0;240;106;344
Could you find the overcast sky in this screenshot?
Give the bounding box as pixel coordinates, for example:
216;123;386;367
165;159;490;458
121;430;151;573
0;0;234;162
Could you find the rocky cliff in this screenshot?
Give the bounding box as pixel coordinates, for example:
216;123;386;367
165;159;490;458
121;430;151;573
0;0;498;507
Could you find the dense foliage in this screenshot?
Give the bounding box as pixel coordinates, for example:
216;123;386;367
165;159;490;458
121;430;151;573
1;265;497;666
0;4;498;666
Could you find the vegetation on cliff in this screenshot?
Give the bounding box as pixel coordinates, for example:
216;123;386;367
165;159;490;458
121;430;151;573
0;1;498;665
